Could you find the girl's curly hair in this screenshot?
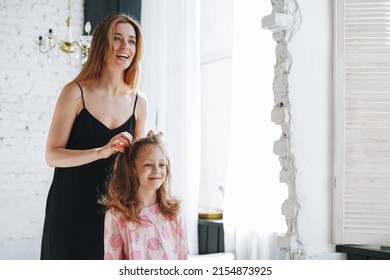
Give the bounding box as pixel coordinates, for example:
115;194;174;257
100;135;181;224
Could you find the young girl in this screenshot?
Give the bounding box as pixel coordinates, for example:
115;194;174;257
101;135;187;260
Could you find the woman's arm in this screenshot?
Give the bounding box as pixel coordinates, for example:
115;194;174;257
45;83;132;167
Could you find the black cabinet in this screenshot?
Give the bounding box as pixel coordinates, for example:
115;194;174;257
336;245;390;260
198;219;224;254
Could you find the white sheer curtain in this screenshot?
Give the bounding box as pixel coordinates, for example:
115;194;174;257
141;0;201;254
223;0;287;259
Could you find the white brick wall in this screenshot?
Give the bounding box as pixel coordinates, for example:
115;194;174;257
0;0;84;259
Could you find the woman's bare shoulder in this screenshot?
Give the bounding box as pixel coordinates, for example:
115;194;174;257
135;90;146;97
135;91;148;105
62;79;96;96
60;81;84;101
54;81;86;115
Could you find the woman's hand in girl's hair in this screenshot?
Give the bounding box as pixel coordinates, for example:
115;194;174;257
147;130;164;138
97;131;133;158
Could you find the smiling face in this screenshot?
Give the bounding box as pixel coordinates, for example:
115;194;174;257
135;144;167;193
106;22;137;70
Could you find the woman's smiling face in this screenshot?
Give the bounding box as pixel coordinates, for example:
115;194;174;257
107;22;137;70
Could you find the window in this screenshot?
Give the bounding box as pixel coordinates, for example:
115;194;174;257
333;0;390;245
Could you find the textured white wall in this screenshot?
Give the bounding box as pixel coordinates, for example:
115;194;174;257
288;0;335;258
0;0;84;259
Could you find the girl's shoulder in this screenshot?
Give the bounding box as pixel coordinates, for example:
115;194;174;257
105;207;125;220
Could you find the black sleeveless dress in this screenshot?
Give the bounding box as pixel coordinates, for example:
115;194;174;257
40;83;138;260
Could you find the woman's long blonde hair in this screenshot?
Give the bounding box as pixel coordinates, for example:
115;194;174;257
73;14;144;91
101;136;181;223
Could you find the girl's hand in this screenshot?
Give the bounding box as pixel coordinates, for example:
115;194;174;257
98;132;133;158
147;130;164;137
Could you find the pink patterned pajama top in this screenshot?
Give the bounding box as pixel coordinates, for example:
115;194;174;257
104;204;187;260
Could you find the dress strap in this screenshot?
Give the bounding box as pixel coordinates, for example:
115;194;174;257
75;81;85;108
132;93;139;114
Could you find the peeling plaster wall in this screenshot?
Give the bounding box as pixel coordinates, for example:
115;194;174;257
264;0;339;259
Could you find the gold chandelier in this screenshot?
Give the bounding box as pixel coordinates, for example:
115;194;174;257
36;0;92;65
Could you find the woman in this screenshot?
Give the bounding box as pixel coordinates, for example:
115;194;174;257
40;14;148;260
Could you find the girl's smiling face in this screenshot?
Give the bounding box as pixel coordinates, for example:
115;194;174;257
135;144;167;192
107;22;137;70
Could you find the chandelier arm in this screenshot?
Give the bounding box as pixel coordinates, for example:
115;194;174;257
38;38;56;54
73;41;88;53
38;45;49;54
48;37;56;49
